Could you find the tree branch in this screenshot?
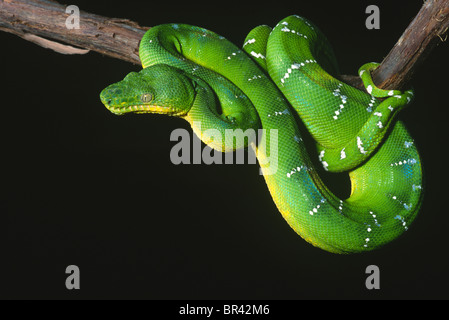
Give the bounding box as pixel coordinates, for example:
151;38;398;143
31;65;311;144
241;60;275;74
340;0;449;91
0;0;147;64
1;0;448;90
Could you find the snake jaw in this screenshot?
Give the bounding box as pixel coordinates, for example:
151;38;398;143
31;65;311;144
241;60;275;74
102;100;184;116
102;95;189;117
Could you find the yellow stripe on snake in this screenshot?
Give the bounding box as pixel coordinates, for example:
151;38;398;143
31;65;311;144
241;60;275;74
100;15;423;254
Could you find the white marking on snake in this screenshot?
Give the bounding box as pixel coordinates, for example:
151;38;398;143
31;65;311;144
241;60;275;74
248;75;263;81
332;84;347;120
243;38;256;47
357;136;367;154
369;211;381;227
390;195;413;218
267;108;290;117
318;150;329;171
394;215;409;230
250;51;266;60
309;203;321;216
319;150;325;161
404;141;413;148
280;61;316;85
280;27;308;39
338;200;343;212
286;166;303;178
390;158;417;166
340;148;346;160
226;52;238;60
364;238;370;248
366;96;376;112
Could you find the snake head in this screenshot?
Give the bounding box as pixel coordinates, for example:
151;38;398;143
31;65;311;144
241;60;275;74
100;64;196;116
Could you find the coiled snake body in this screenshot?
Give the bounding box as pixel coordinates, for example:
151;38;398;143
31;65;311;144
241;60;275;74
101;15;423;254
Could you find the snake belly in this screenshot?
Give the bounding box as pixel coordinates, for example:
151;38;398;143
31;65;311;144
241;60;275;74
101;15;423;254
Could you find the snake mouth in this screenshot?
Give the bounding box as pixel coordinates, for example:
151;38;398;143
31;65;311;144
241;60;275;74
105;103;186;116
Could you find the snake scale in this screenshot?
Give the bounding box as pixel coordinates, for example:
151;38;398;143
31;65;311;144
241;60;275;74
100;15;423;254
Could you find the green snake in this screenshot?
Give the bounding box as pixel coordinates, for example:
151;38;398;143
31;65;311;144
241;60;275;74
100;15;423;254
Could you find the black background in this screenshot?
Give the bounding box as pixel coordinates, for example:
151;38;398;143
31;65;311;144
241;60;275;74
1;0;448;300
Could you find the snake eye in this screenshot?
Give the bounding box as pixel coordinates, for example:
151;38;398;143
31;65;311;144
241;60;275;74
141;93;153;103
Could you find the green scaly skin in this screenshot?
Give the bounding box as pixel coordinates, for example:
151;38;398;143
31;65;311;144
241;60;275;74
100;15;423;254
